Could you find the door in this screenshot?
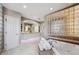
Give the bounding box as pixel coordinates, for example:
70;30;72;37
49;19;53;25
4;15;20;50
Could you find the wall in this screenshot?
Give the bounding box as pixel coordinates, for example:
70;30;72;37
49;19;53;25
46;4;79;37
51;20;64;36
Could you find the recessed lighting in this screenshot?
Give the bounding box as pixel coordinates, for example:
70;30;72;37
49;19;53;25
23;5;27;8
50;8;53;10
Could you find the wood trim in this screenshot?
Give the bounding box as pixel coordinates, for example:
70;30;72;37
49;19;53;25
49;35;79;41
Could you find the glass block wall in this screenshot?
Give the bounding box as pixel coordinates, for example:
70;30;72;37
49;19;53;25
47;4;79;37
0;4;4;54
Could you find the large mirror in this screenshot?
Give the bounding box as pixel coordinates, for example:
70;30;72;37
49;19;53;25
21;17;40;33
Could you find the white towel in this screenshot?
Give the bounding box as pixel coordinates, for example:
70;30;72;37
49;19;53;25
39;37;51;51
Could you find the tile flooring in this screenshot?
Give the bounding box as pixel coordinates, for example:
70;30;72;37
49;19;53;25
2;42;39;55
39;49;55;55
1;37;54;55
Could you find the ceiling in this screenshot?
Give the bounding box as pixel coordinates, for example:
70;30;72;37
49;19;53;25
3;3;73;22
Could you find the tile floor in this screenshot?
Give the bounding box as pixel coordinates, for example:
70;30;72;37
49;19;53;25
2;41;39;55
1;37;54;55
39;49;55;55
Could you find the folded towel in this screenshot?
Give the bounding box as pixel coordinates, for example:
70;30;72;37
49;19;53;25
39;37;52;51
